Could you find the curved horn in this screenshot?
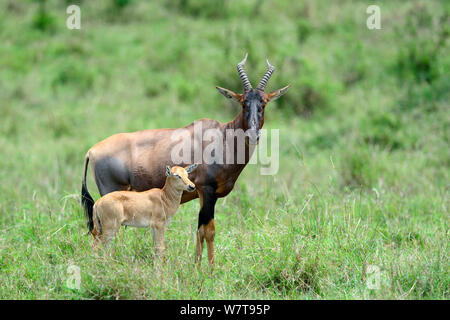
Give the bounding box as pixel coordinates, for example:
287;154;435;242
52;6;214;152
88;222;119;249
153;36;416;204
237;53;252;91
256;59;275;91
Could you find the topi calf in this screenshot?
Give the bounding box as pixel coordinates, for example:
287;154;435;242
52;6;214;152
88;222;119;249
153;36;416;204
91;164;198;257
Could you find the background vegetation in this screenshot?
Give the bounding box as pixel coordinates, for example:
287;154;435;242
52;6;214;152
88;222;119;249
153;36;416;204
0;0;448;299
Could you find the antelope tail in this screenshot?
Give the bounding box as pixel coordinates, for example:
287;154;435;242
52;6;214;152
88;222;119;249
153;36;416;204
81;153;95;233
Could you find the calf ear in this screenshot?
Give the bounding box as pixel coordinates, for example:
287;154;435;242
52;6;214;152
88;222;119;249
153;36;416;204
216;86;242;103
266;85;290;102
186;163;198;173
166;166;172;177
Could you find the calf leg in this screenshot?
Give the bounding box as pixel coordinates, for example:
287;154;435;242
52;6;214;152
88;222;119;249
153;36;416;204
195;187;217;266
152;225;166;260
94;206;122;249
91;226;102;250
92;225;119;249
102;228;120;249
91;207;103;250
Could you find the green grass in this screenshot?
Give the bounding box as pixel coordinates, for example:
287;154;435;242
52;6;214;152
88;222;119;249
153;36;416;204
0;0;448;299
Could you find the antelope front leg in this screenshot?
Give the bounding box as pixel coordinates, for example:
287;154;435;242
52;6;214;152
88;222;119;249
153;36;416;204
204;219;215;265
195;225;205;264
195;187;217;266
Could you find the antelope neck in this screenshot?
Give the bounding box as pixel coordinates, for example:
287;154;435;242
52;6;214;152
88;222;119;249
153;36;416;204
160;178;183;213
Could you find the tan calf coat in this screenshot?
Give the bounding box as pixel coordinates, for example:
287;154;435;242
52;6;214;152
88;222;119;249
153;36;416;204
92;165;197;256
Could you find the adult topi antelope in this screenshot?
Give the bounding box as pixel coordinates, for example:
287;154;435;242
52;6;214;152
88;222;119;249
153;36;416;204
91;165;198;256
81;54;289;265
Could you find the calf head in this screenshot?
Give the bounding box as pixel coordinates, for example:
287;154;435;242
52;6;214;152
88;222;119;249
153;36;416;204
165;164;198;192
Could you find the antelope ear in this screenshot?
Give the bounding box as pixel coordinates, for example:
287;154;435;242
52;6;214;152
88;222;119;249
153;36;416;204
216;86;242;102
166;166;172;177
185;163;198;174
266;85;290;102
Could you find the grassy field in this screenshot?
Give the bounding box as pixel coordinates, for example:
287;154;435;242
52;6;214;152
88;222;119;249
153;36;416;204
0;0;448;299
